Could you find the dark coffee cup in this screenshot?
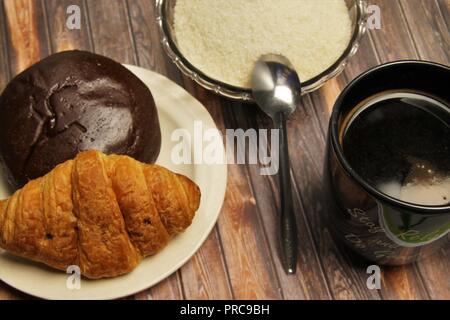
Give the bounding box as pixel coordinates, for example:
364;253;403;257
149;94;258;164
325;60;450;265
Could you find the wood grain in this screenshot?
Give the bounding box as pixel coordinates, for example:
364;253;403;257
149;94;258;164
438;0;450;29
3;0;50;73
400;0;450;64
85;0;136;64
209;99;283;300
44;0;92;52
369;0;417;62
285;96;381;300
416;246;450;300
125;0;181;80
134;272;184;300
230;105;333;300
0;0;448;300
0;0;11;87
380;266;429;300
169;49;286;299
177;230;233;300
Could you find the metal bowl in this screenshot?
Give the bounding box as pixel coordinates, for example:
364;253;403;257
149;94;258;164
156;0;368;101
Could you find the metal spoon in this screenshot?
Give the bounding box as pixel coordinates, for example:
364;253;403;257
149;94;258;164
252;54;301;274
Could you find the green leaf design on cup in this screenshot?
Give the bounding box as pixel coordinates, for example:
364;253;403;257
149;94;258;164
380;204;450;246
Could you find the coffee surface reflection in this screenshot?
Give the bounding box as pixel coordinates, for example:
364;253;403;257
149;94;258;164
342;91;450;207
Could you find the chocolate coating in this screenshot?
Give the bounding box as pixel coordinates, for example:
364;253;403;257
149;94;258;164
0;50;161;189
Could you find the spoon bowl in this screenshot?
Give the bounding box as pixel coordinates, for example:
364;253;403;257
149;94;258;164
252;54;302;117
252;54;301;275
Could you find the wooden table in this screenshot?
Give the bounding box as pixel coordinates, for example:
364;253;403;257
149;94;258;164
0;0;449;300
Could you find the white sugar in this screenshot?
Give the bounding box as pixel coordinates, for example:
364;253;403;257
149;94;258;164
377;160;450;206
174;0;352;88
378;178;450;206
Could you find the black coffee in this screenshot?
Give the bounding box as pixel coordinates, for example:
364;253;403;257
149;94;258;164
342;91;450;206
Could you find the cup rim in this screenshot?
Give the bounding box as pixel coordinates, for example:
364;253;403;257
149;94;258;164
330;60;450;215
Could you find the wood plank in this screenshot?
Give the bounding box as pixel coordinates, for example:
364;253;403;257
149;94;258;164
380;266;429;300
341;31;379;82
85;0;136;64
0;0;11;89
215;163;282;299
134;272;184;299
437;0;450;28
202;95;283;299
126;0;181;81
44;0;92;52
3;0;51;74
369;0;418;62
400;0;450;64
308;76;346;126
415;246;450;300
178;229;234;299
285;97;381;300
231;104;332;300
182;76;284;299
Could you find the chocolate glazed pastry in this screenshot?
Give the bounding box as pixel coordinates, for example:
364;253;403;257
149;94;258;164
0;50;161;189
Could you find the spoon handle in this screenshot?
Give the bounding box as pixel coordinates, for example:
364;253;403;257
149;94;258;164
275;112;298;275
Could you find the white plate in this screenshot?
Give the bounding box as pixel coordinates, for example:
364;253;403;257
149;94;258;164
0;65;227;300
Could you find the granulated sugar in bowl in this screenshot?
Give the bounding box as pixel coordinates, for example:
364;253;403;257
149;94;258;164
157;0;367;100
174;0;351;87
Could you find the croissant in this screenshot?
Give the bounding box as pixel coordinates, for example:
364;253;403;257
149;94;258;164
0;150;200;279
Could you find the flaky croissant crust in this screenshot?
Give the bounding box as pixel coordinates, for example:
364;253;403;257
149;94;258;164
0;150;200;279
